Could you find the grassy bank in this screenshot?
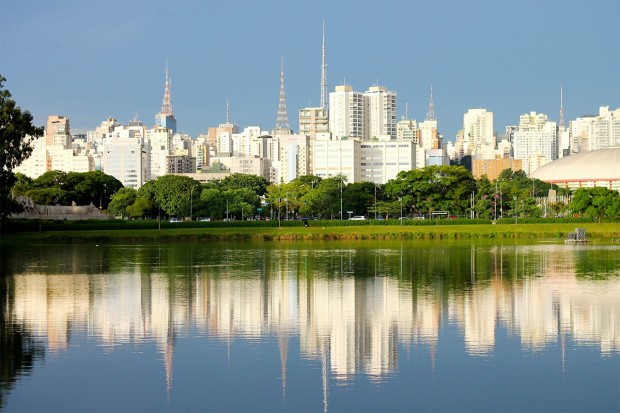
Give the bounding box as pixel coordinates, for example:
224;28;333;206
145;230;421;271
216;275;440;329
2;221;619;243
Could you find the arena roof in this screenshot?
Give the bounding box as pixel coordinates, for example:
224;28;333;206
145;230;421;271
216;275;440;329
531;148;620;190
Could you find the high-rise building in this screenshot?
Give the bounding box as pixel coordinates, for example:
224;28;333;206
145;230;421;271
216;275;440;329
569;106;620;153
46;115;71;148
396;119;418;142
155;62;177;133
513;112;558;176
298;107;329;138
329;85;365;140
364;86;397;139
463;109;494;158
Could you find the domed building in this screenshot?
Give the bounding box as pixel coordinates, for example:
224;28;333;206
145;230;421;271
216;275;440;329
531;147;620;191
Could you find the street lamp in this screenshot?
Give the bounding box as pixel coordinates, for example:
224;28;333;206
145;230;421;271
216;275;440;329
190;185;195;221
340;179;343;220
399;196;403;226
374;183;377;219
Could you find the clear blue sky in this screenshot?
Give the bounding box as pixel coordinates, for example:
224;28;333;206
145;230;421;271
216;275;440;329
1;0;619;141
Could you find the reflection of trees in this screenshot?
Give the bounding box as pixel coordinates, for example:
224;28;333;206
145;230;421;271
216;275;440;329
0;276;45;409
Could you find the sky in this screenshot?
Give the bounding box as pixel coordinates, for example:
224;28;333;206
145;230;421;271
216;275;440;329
1;0;619;141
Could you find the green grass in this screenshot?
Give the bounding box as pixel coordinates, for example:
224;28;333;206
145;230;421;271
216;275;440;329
2;221;619;243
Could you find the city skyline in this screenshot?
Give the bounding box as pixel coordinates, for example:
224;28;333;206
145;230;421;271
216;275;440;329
1;0;618;139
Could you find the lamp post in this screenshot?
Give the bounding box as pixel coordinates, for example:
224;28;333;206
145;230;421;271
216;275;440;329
374;183;377;219
340;179;343;220
190;185;195;221
399;197;403;226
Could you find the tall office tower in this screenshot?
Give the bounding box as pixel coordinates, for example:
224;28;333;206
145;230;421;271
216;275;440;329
329;85;365;140
513;112;558;176
320;20;328;112
155;62;177;133
364;86;397;139
275;58;291;133
463;109;495;158
46;115;71;148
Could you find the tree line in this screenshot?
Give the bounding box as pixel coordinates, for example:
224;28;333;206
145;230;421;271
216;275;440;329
11;166;620;220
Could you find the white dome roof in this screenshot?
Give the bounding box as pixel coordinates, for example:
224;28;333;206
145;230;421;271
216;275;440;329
531;148;620;183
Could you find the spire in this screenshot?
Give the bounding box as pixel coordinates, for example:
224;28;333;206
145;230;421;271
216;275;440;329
320;20;328;112
425;84;435;121
226;98;230;124
276;57;290;130
160;60;174;116
559;85;565;129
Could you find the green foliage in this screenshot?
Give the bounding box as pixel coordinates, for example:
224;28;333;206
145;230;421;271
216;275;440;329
22;170;123;209
107;187;137;218
570;187;620;220
385;165;476;216
25;188;72;205
151;175;201;218
218;173;269;196
126;197;153;219
0;75;44;219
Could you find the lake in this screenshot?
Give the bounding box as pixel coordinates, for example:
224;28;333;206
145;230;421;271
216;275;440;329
1;239;618;412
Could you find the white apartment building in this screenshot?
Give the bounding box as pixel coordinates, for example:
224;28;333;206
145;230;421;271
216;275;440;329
364;86;397;139
513;112;558;176
418;119;439;150
15;136;49;178
279;134;312;183
147;127;173;180
463;109;495;159
569;106;620;153
329;85;365;140
312;137;360;183
47;146;94;174
360;139;416;184
103;137;150;189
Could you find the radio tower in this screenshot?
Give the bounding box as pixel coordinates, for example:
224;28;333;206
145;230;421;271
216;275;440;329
425;84;435;121
276;57;290;130
320;20;328;112
161;60;174;116
559;85;565;130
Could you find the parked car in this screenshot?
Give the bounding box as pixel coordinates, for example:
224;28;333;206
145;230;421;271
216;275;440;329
199;217;211;222
349;216;366;220
169;218;181;223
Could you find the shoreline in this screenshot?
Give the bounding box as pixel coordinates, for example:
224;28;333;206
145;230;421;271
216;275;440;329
2;222;619;244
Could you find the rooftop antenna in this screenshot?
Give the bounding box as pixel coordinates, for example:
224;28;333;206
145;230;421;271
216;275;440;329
226;98;230;124
160;60;174;116
276;57;290;130
559;85;565;129
320;20;328;112
405;103;409;120
425;84;435;121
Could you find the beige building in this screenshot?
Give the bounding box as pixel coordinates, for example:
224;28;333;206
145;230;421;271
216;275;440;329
298;107;329;138
472;157;523;180
46;115;71;148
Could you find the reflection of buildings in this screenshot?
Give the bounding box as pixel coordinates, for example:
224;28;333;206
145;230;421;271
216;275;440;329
9;244;620;399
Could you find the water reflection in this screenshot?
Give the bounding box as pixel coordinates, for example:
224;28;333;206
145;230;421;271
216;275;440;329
1;241;619;409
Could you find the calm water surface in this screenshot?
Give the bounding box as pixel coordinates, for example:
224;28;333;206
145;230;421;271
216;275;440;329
1;239;618;412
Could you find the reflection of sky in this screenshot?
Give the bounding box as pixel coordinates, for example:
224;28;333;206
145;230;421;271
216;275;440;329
8;244;619;381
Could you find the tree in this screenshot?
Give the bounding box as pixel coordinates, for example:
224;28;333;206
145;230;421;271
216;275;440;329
385;166;476;217
219;173;269;196
107;187;137;218
151;175;201;218
126;197;153;219
0;75;44;220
